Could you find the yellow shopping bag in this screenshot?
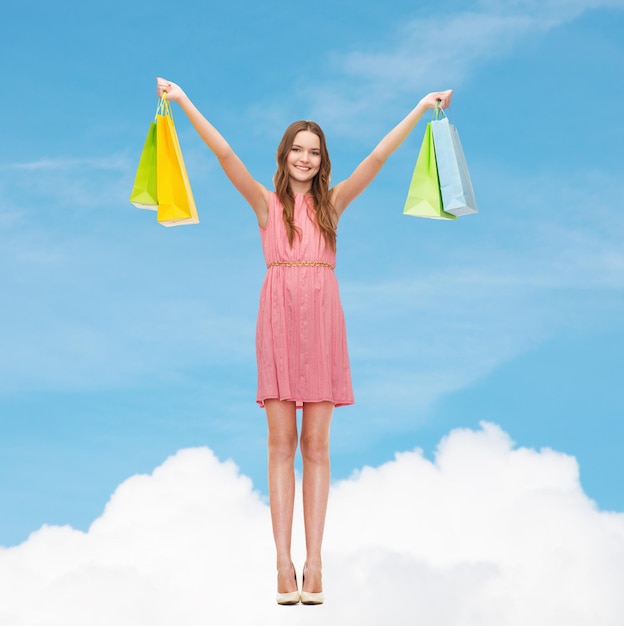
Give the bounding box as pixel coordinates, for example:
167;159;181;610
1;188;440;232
156;95;199;227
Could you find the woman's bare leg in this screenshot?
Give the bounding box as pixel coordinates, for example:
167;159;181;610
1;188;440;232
265;399;298;593
300;401;333;593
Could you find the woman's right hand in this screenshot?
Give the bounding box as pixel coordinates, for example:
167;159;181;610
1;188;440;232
156;77;185;102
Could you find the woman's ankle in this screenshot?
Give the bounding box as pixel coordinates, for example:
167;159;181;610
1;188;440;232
276;557;295;571
304;556;322;570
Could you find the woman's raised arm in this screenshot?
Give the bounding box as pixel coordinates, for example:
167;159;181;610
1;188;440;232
331;90;453;217
156;78;269;224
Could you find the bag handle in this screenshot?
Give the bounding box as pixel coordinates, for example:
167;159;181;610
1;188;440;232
433;101;448;120
155;93;173;121
433;101;456;123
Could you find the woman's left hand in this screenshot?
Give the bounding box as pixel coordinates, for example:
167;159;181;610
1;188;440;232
420;89;453;110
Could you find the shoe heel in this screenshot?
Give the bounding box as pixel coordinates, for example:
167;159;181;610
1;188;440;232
300;564;324;605
276;564;300;605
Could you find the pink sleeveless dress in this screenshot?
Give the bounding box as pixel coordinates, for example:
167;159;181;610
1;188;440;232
256;192;354;408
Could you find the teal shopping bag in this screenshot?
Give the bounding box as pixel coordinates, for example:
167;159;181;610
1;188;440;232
431;110;478;216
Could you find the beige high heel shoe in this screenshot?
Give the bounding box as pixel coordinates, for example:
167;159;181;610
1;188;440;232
276;564;300;605
300;563;324;605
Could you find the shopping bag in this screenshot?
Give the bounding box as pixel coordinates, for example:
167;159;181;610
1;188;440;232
403;123;456;220
156;96;199;227
431;111;477;216
129;119;158;210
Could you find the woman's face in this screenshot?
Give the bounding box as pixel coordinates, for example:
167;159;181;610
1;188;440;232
286;130;321;190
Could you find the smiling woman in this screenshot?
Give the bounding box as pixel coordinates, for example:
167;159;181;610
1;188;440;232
286;133;321;184
154;76;452;604
273;121;334;252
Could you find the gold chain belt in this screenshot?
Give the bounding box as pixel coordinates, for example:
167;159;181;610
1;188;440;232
267;261;335;270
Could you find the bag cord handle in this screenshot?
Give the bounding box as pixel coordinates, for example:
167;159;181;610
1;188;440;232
433;101;451;121
155;93;173;121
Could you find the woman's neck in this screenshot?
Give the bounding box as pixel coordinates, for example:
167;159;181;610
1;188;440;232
288;179;312;195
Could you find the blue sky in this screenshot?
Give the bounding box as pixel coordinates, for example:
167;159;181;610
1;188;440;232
1;0;624;556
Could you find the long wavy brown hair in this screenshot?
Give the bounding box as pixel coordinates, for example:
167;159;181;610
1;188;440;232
273;120;336;251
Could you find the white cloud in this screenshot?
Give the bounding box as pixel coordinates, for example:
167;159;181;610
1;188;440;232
476;0;624;20
0;156;130;172
337;162;624;418
250;9;545;136
0;159;260;392
281;0;624;136
0;155;134;223
1;422;623;625
339;13;536;87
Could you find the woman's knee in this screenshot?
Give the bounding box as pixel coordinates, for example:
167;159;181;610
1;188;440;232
266;399;298;462
269;432;298;462
300;433;330;465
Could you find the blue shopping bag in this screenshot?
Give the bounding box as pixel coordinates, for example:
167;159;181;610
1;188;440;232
431;110;478;216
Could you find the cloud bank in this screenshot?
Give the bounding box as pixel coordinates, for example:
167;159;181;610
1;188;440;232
1;422;623;625
283;0;624;136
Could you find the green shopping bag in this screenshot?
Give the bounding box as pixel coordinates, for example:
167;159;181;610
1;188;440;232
129;119;158;210
403;122;456;220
